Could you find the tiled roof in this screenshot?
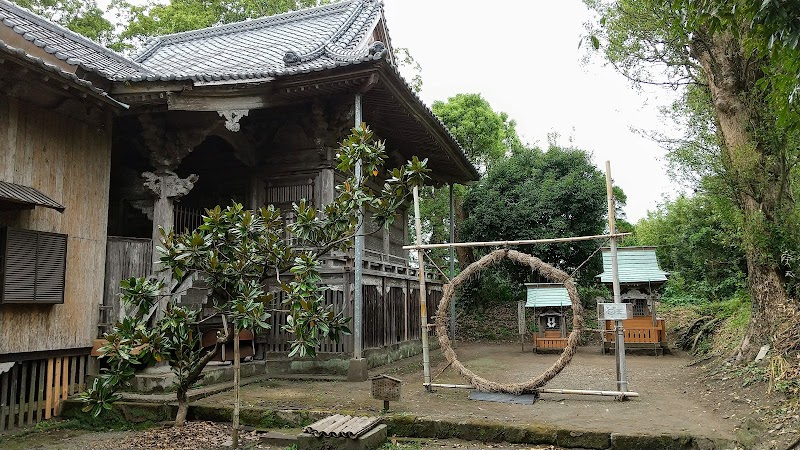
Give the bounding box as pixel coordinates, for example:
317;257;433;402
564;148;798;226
0;40;126;107
0;0;150;78
597;247;670;284
130;0;383;81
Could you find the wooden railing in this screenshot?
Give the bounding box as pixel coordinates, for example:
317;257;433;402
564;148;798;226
174;204;204;234
604;327;662;344
603;318;666;345
534;337;568;349
0;352;88;430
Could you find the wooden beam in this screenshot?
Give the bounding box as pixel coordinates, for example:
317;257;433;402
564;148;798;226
168;93;276;111
402;233;632;250
111;81;192;95
358;73;379;94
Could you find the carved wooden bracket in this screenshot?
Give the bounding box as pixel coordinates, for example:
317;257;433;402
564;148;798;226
218;109;250;132
138;114;215;168
142;170;199;199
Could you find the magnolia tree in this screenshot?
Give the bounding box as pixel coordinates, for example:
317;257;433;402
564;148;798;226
81;126;429;435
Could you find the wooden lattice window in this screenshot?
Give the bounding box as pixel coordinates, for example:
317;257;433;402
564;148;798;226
633;298;648;316
0;227;67;304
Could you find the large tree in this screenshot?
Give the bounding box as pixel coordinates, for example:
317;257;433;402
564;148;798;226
419;93;524;270
432;93;524;171
635;193;747;303
460;145;609;280
586;0;800;358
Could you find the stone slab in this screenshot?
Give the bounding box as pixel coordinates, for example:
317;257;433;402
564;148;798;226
259;431;298;447
298;423;387;450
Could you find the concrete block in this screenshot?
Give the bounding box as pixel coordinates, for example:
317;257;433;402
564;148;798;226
347;358;368;382
297;424;387;450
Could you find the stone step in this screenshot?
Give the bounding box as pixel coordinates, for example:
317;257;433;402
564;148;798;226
258;431;298;447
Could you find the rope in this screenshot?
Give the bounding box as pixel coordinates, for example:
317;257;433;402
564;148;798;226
435;249;584;394
422;250;451;283
569;239;609;279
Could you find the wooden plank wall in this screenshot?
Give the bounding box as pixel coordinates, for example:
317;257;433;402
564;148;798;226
0;94;112;355
263;289;349;354
262;282;441;355
102;237;153;325
0;353;88;431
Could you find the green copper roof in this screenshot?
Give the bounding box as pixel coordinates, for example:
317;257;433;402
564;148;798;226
524;283;571;308
597;247;669;284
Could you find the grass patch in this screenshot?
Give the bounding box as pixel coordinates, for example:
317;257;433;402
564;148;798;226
711;297;751;355
379;439;423;450
663;290;750;356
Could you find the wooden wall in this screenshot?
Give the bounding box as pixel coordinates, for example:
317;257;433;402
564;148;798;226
102;237;153;325
0;94;112;355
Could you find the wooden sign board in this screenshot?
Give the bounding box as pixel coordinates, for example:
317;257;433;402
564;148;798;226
598;303;633;321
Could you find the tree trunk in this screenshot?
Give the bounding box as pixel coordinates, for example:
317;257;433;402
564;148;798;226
454;199;474;269
690;31;795;357
175;389;189;427
171;332;223;428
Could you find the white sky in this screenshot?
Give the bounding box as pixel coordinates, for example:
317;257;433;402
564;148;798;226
382;0;683;221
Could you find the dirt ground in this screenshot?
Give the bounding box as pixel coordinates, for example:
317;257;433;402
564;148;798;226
193;342;798;448
200;343;727;435
3;342;797;449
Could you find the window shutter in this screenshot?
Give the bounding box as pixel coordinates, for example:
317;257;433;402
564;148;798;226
1;228;67;304
35;232;67;303
3;229;37;303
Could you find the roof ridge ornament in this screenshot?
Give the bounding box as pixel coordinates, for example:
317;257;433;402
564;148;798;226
325;40;385;62
283;0;377;66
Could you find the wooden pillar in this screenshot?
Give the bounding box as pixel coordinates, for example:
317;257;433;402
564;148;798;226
249;175;263;210
316;168;335;209
142;169;198;321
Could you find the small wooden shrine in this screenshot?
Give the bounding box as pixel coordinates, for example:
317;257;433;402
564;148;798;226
525;283;571;352
597;247;669;355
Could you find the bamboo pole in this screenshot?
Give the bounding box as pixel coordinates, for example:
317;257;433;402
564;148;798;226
422;383;639;398
449;183;456;346
413;186;431;390
402;232;631;250
538;388;639;397
423;383;473;389
605;161;628;393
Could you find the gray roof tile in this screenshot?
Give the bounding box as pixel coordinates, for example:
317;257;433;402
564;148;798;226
0;40;126;108
131;0;383;80
0;0;150;78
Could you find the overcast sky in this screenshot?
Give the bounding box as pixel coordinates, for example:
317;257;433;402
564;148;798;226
382;0;683;221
